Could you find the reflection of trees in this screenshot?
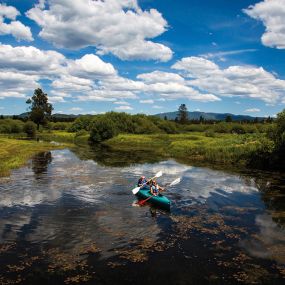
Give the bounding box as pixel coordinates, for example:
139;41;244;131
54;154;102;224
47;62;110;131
70;144;165;167
251;174;285;228
32;151;52;176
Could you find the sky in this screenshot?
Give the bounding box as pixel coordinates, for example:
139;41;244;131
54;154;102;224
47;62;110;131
0;0;285;116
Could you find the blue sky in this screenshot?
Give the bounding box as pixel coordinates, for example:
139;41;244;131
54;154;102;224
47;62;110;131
0;0;285;117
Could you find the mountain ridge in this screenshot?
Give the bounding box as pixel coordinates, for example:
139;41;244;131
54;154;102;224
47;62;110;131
155;111;265;121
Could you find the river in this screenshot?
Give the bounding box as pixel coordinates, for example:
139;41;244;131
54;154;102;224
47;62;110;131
0;146;284;284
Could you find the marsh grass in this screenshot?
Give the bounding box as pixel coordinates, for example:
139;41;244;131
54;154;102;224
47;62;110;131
0;136;66;176
105;133;273;166
38;131;89;145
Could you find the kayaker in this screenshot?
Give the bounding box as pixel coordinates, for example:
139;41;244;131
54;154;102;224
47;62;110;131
150;180;164;196
137;176;148;187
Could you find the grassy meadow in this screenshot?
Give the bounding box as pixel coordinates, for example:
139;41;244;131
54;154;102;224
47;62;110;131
0;136;67;176
105;132;274;166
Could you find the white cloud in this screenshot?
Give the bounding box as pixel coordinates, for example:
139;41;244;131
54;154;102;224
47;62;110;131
48;96;65;103
172;56;285;104
137;71;185;84
70;107;82;111
114;100;130;105
152;105;163;109
244;108;261;113
0;4;33;41
201;49;257;61
140;99;154;104
244;0;285;49
0;44;65;75
27;0;172;61
114;105;133;111
0;71;39;99
68;54;117;78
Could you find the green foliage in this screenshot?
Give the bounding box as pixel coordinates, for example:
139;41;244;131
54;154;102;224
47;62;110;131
274;109;285;147
0;119;24;133
68;115;94;132
23;121;37;137
26;88;53;130
90;117;117;142
178;104;188;124
225;115;232;122
48;122;72;130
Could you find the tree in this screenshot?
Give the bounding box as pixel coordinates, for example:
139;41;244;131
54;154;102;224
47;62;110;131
164;115;168;121
199;116;204;124
178;104;188;124
26;88;53;130
90;117;117;142
23;121;37;137
225;115;232;122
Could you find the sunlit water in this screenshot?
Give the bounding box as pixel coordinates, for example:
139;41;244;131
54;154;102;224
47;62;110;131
0;148;284;284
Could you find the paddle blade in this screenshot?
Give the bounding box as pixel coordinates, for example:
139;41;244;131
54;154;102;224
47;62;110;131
154;171;162;178
132;186;140;195
169;177;181;187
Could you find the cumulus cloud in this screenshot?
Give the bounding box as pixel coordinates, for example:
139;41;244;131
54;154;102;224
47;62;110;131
137;69;220;102
0;44;65;75
0;4;33;41
172;56;285;103
0;71;39;99
137;71;185;84
26;0;172;61
1;42;285;107
115;105;133;111
140;99;154;104
245;108;261;113
244;0;285;49
67;54;117;79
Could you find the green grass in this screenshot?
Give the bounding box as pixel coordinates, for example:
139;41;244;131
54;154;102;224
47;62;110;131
0;136;67;177
38;130;89;144
105;133;274;166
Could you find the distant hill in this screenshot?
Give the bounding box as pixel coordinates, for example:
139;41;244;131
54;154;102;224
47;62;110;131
18;112;80;119
155;111;265;122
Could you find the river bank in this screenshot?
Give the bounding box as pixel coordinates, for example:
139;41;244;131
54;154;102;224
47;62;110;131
104;133;273;166
0;136;67;177
0;130;275;176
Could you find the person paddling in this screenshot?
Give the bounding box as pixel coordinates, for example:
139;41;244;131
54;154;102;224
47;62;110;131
137;176;148;187
150;180;164;196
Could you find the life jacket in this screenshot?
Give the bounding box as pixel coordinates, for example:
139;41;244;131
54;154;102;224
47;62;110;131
151;185;159;194
138;178;147;187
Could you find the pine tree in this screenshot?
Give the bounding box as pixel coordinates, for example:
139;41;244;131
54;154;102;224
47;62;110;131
26;88;53;130
178;104;188;124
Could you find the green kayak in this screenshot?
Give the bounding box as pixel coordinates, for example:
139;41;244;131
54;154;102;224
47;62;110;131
136;188;170;210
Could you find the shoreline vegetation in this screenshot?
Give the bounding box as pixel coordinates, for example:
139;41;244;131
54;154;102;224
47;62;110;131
0;136;67;177
1;103;284;176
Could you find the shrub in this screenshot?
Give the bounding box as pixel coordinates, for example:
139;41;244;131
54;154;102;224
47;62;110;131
231;124;246;134
205;130;216;137
0;119;24;133
68;115;93;132
23;121;37;137
90;117;117;142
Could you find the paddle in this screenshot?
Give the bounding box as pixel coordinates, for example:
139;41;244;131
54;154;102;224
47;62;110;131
138;177;181;206
132;171;163;195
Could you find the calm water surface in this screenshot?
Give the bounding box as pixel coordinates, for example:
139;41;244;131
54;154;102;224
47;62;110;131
0;146;284;284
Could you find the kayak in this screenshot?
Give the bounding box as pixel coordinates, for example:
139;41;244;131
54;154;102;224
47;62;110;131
136;188;171;210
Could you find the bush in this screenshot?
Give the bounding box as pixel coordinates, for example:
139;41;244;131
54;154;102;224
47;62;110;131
23;121;37;137
205;130;216;137
0;119;24;133
90;117;117;142
214;122;231;133
68;115;93;132
231;124;246;134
